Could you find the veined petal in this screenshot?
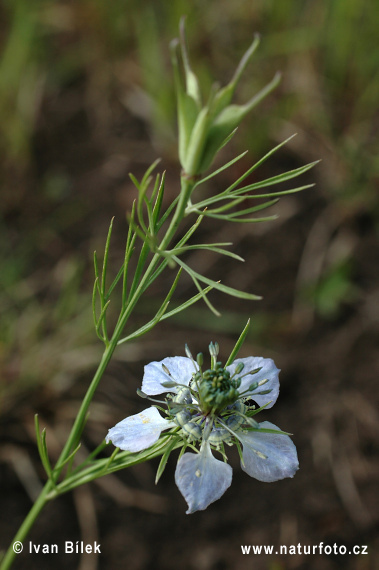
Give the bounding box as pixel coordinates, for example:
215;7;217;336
227;356;280;408
238;421;299;482
175;442;233;514
106;406;175;452
142;356;197;395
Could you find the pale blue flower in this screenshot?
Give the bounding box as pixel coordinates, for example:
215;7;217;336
106;350;299;513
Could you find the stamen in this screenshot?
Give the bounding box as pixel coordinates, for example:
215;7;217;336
136;389;170;405
251;448;267;460
162;363;172;376
185;343;201;373
239;366;263;380
161;380;178;388
209;342;219;368
185;343;194;360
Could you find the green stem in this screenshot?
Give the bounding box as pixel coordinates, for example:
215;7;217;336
0;481;53;570
57;176;194;471
2;176;196;570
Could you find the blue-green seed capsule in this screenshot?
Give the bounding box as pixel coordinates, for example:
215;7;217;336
226;413;244;431
208;426;231;444
174;410;192;428
181;421;202;441
173;387;192;405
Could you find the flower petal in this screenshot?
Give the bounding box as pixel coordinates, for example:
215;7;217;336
141;356;197;395
106;406;175;452
175;443;233;514
238;421;299;482
227;356;280;408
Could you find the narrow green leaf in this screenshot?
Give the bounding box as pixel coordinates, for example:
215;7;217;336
95;300;110;341
105;447;120;470
173;256;261;300
230;162;319;194
141;158;161;189
52;443;81;474
225;134;298;193
69;441;107;476
204;196;245;214
211;197;279;216
212;34;261;116
156;195;180;231
92;277;104;341
143;258;170;291
137;193;149;235
117;305;168;345
225;319;250;366
193;151;248;188
227;202;278;218
243;71;281;114
203;212;278;223
171;243;244;262
175;213;204;248
34;415;44;462
41;428;54;478
248;427;292;436
150;172;161;203
126;200;137;250
118;269;183;345
145;196;155;235
127;238;154;302
191;272;221;316
129;172;141;191
229;34;261;92
101;217;115;296
152;171;166;228
155;437;179;483
161;285;214;320
104;264;124;303
93;251;100;288
232;183;315;199
121;236;137;309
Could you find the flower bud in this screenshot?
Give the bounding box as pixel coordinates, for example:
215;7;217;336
171;20;281;178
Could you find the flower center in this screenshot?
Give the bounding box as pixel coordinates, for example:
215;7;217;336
197;362;240;414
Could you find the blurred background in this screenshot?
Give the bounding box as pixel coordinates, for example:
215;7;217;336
0;0;378;569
